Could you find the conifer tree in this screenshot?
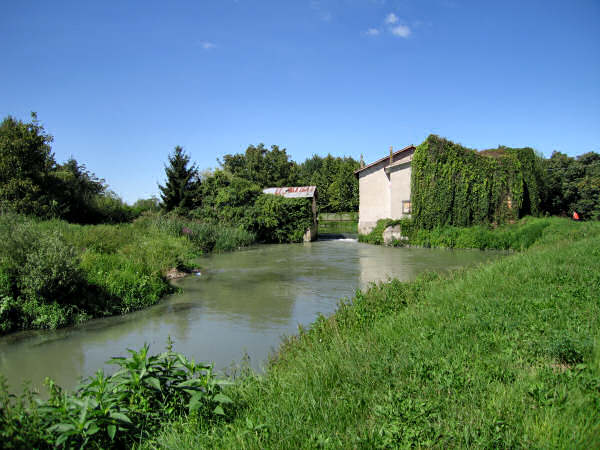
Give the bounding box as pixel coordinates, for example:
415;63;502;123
158;146;198;212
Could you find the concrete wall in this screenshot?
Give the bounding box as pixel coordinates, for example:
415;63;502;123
390;163;412;219
357;163;391;234
357;149;414;234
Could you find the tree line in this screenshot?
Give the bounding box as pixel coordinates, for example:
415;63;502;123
158;142;360;216
1;113;598;225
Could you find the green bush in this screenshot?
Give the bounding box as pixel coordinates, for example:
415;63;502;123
253;195;314;243
0;213;86;332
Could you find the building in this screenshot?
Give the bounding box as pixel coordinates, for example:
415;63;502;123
262;186;318;241
354;145;416;234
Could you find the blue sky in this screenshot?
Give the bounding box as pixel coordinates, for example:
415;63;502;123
1;0;599;203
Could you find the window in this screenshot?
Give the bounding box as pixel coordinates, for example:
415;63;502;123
402;200;411;214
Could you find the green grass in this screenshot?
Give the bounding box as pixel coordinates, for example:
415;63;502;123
145;218;600;448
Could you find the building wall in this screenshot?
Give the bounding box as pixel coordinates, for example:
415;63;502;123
390;163;412;219
357;149;414;234
357;164;391;234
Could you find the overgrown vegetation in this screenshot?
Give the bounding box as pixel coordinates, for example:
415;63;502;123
145;217;600;448
0;341;233;448
411;135;545;228
0;212;255;334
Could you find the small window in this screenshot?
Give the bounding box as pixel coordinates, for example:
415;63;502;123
402;200;411;214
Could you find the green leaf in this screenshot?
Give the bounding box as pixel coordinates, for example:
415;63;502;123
86;423;100;436
109;412;132;424
188;394;203;413
107;424;116;440
49;423;76;433
176;379;205;388
213;405;225;416
144;376;161;390
213;393;233;404
56;433;70;446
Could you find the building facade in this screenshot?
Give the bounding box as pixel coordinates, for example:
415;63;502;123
355;145;415;234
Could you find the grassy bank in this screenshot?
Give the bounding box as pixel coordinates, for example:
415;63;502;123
359;216;564;251
0;212;255;334
146;218;600;448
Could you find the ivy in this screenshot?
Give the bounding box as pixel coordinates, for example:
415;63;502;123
411;135;544;229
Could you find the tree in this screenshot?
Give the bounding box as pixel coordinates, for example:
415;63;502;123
220;143;295;188
542;150;600;220
51;158;106;223
0;113;56;216
158;146;199;212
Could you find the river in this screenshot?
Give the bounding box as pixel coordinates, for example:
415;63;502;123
0;239;503;394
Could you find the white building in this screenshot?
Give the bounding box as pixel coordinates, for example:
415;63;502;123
355;145;416;234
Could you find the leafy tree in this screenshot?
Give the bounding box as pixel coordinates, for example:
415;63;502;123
0;113;56;216
131;196;161;216
296;154;359;212
542;151;600;220
51;158;107;223
220;143;295;188
158;146;199;212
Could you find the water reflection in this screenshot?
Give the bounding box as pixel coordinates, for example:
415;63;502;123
0;240;503;394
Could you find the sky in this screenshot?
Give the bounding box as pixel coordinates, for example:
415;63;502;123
1;0;599;203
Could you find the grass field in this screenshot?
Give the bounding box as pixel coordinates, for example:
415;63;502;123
146;217;600;448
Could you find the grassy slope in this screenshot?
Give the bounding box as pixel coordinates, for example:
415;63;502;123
149;218;600;448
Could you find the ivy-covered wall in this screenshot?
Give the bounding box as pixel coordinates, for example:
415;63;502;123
411;135;543;229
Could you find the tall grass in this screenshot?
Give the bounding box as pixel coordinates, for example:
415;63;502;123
147;218;600;448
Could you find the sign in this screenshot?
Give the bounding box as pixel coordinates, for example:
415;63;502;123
262;186;316;198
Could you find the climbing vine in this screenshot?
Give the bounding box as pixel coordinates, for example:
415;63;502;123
411;135;543;229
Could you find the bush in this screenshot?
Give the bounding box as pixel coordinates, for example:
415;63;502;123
19;231;83;304
0;213;85;332
253;194;314;243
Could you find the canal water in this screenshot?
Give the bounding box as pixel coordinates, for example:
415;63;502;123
0;239;503;394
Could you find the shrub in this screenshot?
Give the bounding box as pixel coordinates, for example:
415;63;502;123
19;231;83;304
253;194;314;243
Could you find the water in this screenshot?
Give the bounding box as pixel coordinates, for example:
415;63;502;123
0;240;503;394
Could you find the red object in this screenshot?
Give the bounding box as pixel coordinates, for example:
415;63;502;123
572;211;580;220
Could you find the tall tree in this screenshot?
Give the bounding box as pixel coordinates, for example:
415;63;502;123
158;146;198;212
542;150;600;219
0;113;56;217
220;143;295;188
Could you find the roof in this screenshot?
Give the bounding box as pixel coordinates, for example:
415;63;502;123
354;145;415;175
262;186;317;198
